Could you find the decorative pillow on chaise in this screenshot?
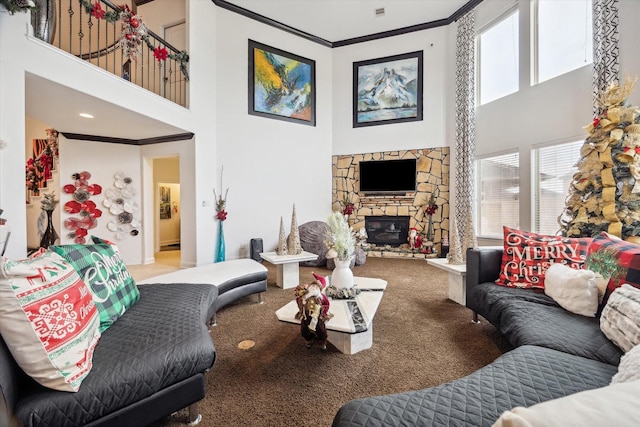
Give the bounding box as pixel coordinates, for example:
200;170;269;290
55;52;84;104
600;284;640;352
51;243;139;332
544;263;598;317
611;343;640;384
492;380;640;427
585;232;640;309
0;249;101;392
90;235;119;252
496;226;591;289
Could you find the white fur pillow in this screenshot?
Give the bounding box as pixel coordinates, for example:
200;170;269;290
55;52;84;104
600;284;640;352
492;380;640;427
612;344;640;384
544;263;598;317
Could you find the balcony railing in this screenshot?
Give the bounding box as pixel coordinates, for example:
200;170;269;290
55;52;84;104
31;0;188;107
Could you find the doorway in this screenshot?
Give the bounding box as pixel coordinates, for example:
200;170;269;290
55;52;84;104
154;157;180;265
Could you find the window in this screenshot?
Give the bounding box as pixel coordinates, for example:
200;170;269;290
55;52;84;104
477;9;519;105
533;0;593;84
476;152;520;238
532;140;582;234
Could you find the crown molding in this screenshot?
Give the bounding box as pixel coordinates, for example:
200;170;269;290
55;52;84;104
211;0;332;47
212;0;484;47
60;132;194;145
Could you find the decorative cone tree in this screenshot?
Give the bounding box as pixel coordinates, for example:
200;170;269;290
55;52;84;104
277;216;288;255
559;77;640;241
287;204;303;255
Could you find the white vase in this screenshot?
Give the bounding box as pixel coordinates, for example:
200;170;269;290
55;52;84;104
332;257;354;289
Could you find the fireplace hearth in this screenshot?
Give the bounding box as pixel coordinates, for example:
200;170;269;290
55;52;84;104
365;216;410;247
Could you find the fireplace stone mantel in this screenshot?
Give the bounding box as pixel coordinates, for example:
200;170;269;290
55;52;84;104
332;148;450;252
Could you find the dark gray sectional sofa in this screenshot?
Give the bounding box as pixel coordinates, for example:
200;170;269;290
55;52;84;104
1;283;218;427
332;247;623;427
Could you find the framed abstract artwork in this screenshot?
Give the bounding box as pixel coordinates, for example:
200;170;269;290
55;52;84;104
353;50;423;128
248;40;316;126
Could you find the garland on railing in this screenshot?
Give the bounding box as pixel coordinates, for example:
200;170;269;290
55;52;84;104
0;0;35;15
79;0;189;81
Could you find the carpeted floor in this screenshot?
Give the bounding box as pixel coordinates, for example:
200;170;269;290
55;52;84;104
156;257;510;427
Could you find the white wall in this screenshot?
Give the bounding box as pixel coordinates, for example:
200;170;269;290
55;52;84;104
332;26;450;155
59;137;143;263
213;8;334;256
472;0;640;244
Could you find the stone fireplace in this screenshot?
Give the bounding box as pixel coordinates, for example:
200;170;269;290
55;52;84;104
332;148;450;251
365;216;410;247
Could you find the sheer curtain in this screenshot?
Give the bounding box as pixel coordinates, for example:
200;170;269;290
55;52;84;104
449;10;477;265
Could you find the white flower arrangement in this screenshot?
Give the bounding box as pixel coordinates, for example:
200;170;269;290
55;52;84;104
325;211;356;261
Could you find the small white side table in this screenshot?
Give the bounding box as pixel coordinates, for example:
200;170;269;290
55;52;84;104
260;251;319;289
426;258;466;305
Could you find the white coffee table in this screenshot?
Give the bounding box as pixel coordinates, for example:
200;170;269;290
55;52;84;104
260;251;319;289
275;276;387;354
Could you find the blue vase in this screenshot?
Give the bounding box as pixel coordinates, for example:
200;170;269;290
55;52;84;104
215;220;226;262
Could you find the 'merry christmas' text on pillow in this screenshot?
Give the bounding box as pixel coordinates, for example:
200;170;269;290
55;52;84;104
51;243;139;332
497;226;591;289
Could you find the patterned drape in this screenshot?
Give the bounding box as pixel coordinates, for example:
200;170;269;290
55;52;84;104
449;10;477;265
592;0;619;116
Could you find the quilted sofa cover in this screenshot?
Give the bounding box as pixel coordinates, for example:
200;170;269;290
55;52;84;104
3;283;217;427
332;345;617;427
468;283;623;365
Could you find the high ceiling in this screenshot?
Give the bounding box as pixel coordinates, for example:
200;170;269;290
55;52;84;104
26;0;477;140
222;0;472;42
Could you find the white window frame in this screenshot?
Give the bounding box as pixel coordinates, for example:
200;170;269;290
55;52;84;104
530;0;593;85
475;150;520;239
531;138;583;235
476;5;520;106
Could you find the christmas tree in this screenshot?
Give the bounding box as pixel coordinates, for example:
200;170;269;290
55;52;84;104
559;77;640;240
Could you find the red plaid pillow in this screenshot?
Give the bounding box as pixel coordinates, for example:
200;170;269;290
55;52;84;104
585;232;640;309
496;226;592;289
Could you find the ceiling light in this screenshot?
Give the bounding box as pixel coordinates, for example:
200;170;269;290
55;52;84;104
79;113;94;119
375;7;385;17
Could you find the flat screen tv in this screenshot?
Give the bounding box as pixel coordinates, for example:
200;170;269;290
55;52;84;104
359;158;417;193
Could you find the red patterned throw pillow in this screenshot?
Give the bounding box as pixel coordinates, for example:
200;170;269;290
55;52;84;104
0;249;101;392
585;232;640;309
496;226;592;289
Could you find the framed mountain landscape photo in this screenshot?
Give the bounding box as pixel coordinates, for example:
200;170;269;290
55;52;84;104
248;40;316;126
353;51;423;128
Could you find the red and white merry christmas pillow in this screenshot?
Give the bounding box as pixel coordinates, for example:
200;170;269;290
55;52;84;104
0;249;101;392
496;226;592;289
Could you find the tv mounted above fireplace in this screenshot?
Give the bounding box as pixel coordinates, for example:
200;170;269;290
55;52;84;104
359;158;417;193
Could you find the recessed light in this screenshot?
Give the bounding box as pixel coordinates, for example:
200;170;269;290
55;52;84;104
79;113;94;119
